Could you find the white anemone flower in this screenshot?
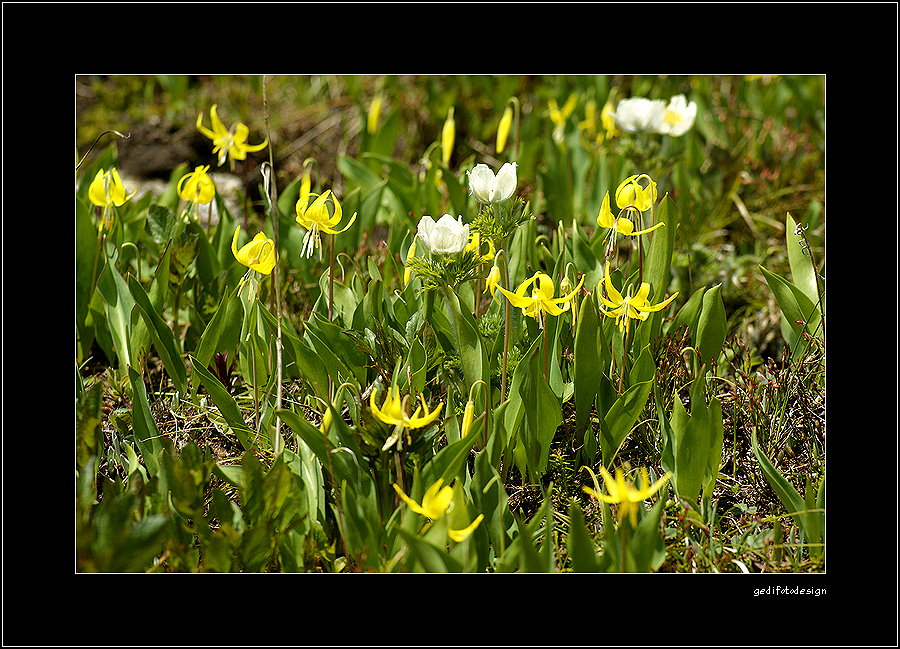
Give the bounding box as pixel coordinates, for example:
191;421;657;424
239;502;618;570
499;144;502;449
467;162;517;204
657;94;697;136
613;97;667;134
416;214;469;254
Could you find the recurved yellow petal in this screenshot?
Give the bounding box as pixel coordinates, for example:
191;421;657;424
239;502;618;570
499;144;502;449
449;514;484;542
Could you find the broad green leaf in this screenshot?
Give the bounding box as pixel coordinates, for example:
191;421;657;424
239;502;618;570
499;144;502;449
702;396;725;500
628;497;667;572
759;265;822;355
573;294;601;436
666;286;705;339
95;258;135;370
442;288;488;396
696;284;727;368
785;212;821;307
189;356;252;450
599;379;653;468
127;366;163;476
518;344;562;481
192;288;243;396
393;526;462;573
128;275;188;397
643;195;677;298
751;429;822;554
567;501;601;572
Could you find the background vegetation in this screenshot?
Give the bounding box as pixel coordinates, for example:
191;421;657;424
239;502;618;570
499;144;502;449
75;74;825;576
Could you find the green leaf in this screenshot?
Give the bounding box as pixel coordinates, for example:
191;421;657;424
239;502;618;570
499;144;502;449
442;288;488;396
393;526;462;573
644;195;677;297
128;275;188;397
567;501;601;572
599;379;653;468
696;284;727;368
573;294;601;436
759;265;822;355
518;344;562;481
785;212;821;307
750;429;822;553
95;258;136;370
127;366;163;476
667;286;705;340
192;289;243;396
628;497;667;572
189;356;253;450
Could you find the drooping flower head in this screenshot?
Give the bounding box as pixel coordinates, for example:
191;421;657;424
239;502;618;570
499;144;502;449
88;167;136;231
597;262;677;332
465;231;495;261
177;165;216;205
467;162;517;204
615;174;658;213
597;184;665;259
295;188;357;259
231;226;276;275
583;466;670;527
484;263;502;297
196;104;268;170
495;271;584;328
416;214;469;255
88;167;136;208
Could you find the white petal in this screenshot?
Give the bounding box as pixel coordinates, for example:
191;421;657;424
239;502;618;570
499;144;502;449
468;164;496;203
493;162;517;202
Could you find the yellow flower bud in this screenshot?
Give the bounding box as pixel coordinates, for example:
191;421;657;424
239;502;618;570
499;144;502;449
441;107;455;167
496;105;513;154
367;93;383;135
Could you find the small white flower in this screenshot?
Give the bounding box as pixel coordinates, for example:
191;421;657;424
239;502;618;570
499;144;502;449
657;94;697;136
416;214;469;254
613;97;666;134
467;162;517;204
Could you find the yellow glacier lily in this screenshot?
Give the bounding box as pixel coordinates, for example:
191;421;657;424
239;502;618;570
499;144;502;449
88;167;136;231
597;262;677;332
88;167;136;209
484;264;502;297
231;226;276;275
597;191;664;237
465;231;495;261
583;466;670;527
448;513;484;542
615;174;658;213
393;479;454;520
196;104;268;170
370;386;443;430
177;165;216;205
495;271;584;327
296;189;357;259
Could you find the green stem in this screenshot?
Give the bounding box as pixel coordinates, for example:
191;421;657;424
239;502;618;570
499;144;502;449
618;324;631;394
498;246;512;401
542;315;549;381
263;77;284;455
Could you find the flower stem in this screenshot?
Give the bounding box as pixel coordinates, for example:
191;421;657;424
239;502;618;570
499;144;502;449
262;77;285;455
618;324;631;395
498;246;512;401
